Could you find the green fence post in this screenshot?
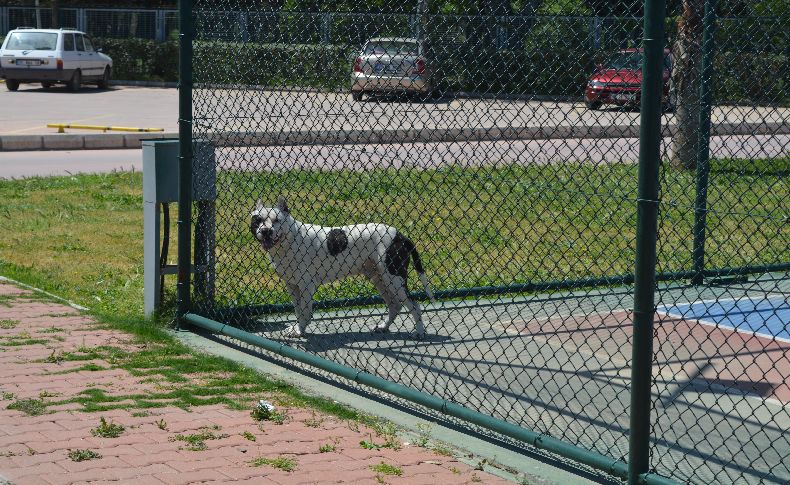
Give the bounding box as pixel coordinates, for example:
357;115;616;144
691;0;717;286
629;0;667;483
176;0;194;326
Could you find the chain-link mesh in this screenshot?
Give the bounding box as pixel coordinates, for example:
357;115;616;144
185;1;788;483
649;2;789;483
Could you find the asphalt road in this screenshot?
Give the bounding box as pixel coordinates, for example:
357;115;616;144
1;85;788;137
2;132;787;179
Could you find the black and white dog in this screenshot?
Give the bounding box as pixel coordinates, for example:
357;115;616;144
250;198;436;338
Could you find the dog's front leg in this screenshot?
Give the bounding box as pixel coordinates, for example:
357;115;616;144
284;283;314;338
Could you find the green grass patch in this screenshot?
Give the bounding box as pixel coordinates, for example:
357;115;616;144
249;455;297;472
50;363;107;374
0;319;18;329
241;430;256;441
2;162;787;318
0;332;49;346
67;449;102;462
37;326;64;333
7;398;46;416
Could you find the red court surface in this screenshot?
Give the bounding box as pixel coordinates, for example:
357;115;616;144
506;309;790;404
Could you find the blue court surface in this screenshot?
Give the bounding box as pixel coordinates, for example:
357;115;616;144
657;296;790;342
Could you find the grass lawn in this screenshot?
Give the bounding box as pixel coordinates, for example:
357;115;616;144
0;158;787;316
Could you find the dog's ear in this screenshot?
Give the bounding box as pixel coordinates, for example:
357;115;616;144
255;198;264;210
276;196;289;213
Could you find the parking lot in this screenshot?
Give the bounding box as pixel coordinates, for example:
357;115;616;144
0;85;178;135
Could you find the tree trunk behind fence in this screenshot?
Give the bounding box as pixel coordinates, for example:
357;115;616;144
51;0;60;29
670;0;704;170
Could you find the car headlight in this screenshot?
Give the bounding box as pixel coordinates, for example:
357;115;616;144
588;81;606;88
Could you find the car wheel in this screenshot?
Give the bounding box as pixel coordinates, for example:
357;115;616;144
352;91;363;102
41;82;52;89
585;100;601;110
69;70;81;92
6;80;20;91
98;67;111;89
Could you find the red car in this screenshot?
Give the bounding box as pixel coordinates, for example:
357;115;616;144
584;48;673;111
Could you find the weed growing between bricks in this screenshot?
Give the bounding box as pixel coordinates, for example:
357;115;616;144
67;449;102;462
370;462;403;476
169;425;230;451
90;417;125;438
249;455;298;472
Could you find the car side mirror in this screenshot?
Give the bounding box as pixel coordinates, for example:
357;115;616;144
595;63;603;72
96;48;103;53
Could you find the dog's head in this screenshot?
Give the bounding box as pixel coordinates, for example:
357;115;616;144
250;197;291;251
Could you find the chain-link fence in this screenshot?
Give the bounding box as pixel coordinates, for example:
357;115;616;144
171;0;788;483
0;6;178;41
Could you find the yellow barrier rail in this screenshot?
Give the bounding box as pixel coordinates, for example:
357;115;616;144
47;124;165;134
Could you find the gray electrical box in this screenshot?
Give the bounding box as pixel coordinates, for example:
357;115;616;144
143;139;216;317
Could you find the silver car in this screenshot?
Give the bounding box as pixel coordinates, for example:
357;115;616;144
351;37;434;101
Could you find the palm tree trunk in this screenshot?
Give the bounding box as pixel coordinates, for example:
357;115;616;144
670;0;704;170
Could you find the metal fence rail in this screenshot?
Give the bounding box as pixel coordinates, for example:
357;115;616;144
174;1;788;484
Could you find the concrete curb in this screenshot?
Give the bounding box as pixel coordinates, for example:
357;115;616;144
1;121;786;151
113;79;179;88
0;132;176;151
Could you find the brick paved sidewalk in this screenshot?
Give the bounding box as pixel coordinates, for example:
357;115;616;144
0;282;514;485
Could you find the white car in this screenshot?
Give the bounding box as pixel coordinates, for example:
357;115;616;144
0;27;112;92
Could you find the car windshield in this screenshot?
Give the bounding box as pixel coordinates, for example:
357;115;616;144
606;51;671;70
364;41;418;56
5;32;58;51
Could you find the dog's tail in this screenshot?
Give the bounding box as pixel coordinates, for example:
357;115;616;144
405;237;436;304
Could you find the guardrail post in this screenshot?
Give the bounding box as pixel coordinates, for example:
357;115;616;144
177;0;194;327
691;0;717;286
629;0;667;483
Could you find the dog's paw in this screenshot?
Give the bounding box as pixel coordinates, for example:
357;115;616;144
283;325;305;338
372;325;390;334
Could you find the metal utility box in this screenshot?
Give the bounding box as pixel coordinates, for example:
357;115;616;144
143;139;216;317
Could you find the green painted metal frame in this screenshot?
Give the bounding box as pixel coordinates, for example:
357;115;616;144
629;0;667;482
691;0;718;286
184;312;679;485
176;0;193;324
